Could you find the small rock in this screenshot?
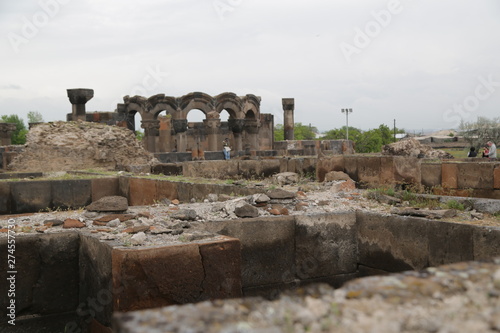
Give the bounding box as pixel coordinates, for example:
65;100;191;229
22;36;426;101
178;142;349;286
96;214;136;223
172;199;180;205
63;218;85;229
35;226;49;233
250;193;270;205
107;218;121;227
235;203;259;218
122;225;149;233
86;196;128;212
171;209;197;221
159;198;172;205
207;193;218;202
268;208;281;215
272;172;299;185
324;171;352;182
130;232;147;245
330;179;356;193
266;189;296;200
44;219;64;226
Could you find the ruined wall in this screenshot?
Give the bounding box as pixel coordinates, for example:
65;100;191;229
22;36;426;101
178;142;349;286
317;155;500;198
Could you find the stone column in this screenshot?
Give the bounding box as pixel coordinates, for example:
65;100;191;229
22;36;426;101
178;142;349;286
0;123;16;146
282;98;295;140
141;119;160;152
244;119;260;151
228;118;245;152
203;118;221;152
67;88;94;121
172;119;188;152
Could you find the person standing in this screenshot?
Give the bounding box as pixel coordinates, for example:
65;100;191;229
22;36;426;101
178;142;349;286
222;138;231;160
487;141;497;160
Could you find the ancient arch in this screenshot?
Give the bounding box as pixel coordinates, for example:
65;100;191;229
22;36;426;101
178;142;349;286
123;92;261;153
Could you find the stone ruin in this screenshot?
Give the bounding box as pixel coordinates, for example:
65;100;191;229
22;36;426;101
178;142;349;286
0;89;500;332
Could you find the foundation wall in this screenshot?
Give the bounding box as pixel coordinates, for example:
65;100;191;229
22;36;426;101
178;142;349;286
317;155;500;198
2;211;500;332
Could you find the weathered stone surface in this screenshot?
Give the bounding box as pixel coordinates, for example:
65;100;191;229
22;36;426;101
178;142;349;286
11;181;52;213
272;172;299;185
113;260;500;333
95;214;136;223
129;178;157;206
421;162;442;188
198;237;242;300
330;179;356;193
202;216;295;287
112;243;205;311
356;211;429;272
324;171;351;182
63;218;85;228
91;177;119;202
86;196;128;212
234;204;259;218
457;162;494;189
171;209;197;221
442;163;458;188
266;188;296;199
295;212;357;279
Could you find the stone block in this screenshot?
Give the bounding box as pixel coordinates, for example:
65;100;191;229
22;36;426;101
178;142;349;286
79;234;115;327
356;211;429;272
198;237;242;300
0;233;80;318
316;156;345;182
494;166;500;189
356;156;381;186
473;226;500;261
151;163;182;176
379;156;395;184
156;179;178;201
343;155;358;181
427;221;474;267
128;178;157;206
295;212;357;279
202;216;296;287
0;182;11;214
441;163;458;189
393;156;421;184
11;181;52;213
457;162;494;189
91;177;119;202
112;243;205;311
117;176;130;201
421;162;442;188
51;179;92;209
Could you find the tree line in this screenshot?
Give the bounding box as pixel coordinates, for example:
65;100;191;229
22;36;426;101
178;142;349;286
274;122;405;153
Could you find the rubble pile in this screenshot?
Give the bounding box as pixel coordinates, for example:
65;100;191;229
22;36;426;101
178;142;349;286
382;138;454;159
8;121;156;172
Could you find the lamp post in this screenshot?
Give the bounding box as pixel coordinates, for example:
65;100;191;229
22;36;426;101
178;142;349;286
341;108;353;140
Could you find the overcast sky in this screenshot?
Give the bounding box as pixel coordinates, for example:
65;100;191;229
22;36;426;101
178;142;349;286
1;0;499;133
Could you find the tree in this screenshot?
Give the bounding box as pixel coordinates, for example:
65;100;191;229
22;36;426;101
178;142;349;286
274;123;318;141
459;116;500;149
0;114;28;144
27;111;44;123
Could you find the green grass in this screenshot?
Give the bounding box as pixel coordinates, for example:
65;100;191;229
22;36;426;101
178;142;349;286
441;148;468;159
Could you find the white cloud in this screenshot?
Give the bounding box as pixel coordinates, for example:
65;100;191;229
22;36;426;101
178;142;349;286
0;0;499;132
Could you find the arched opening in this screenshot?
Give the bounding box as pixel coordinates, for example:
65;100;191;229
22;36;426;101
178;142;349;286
186;109;207;152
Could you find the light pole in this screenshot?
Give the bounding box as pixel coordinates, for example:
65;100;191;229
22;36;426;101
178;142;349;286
341;108;353;140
